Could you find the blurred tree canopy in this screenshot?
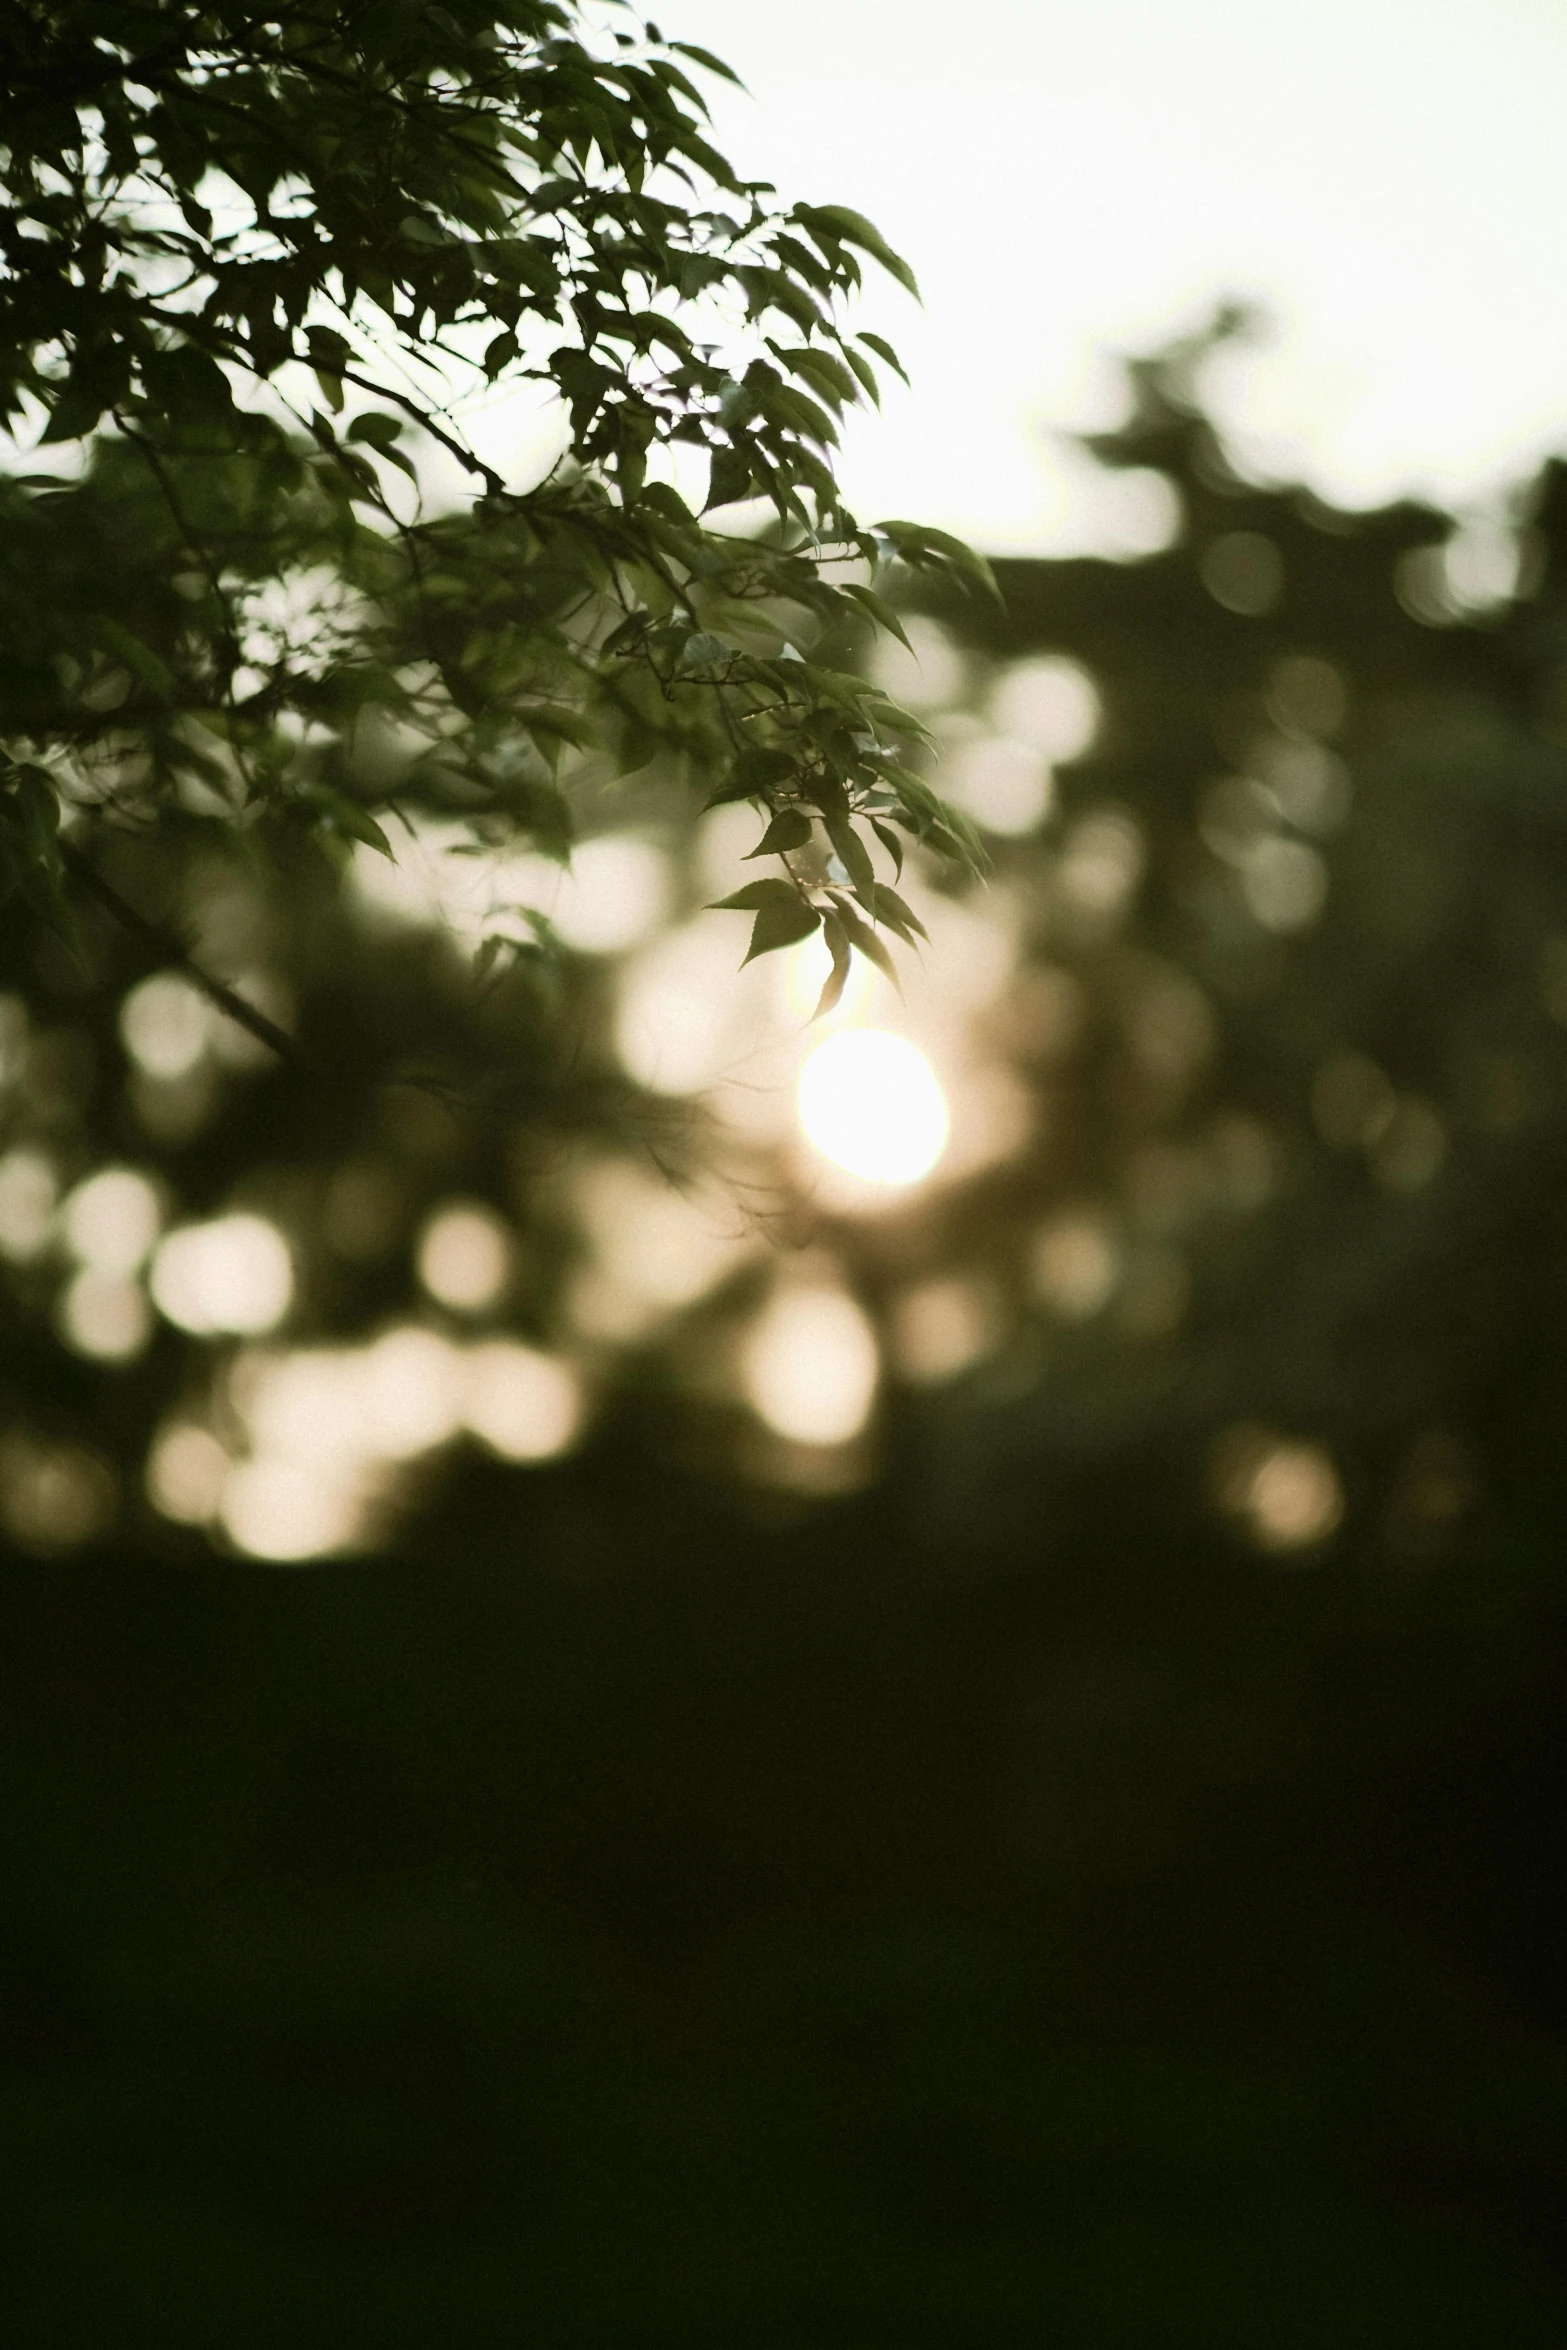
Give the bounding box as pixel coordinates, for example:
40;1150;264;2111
0;0;985;1015
8;300;1567;1583
891;314;1567;1587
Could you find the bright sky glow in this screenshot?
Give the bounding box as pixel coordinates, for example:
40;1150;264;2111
656;0;1567;548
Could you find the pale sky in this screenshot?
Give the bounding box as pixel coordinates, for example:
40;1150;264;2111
654;0;1567;551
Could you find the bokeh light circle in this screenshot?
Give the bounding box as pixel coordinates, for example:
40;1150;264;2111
797;1029;949;1187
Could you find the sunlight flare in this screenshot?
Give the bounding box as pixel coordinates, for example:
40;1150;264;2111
797;1029;950;1187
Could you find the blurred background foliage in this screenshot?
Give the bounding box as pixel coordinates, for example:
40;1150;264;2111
7;320;1567;2341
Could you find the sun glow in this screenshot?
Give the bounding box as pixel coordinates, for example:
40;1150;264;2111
797;1028;950;1188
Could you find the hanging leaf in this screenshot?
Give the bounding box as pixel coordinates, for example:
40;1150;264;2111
705;442;754;511
857;331;910;385
812;910;853;1019
870;818;905;880
839;580;914;653
795;205;921;299
668;41;747;87
743;894;821;964
872;884;929;944
876;518;1001;604
745;807;813;857
825;813;876;904
828;895;901;992
299;786;394;857
709;878;806;913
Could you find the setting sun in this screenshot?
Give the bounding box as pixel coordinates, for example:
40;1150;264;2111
797;1029;950;1187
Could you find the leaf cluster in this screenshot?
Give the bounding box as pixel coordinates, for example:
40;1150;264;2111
0;0;989;993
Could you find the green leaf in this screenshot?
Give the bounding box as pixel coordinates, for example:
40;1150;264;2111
678;630;734;672
40;382;108;443
872;884;929;944
840;580;913;653
924;820;989;875
842;344;881;406
825;813;876;903
518;704;598;751
784;346;861;409
857;331;910;386
870;818;905;880
801;765;850;820
669;41;747;88
143;344;236;429
374;441;419;483
758;379;839;449
704;745;798;808
828;895;901;992
528;178;581;214
743;895;821;964
859;693;932;745
93;618;172;699
306;788;395;857
745;807;812;857
709;878;804;912
796;205;920;299
345;410;417;479
638;481;695;525
877;518;1001;604
813;911;853;1019
483;237;560;293
737;750;801;794
705;442;753;511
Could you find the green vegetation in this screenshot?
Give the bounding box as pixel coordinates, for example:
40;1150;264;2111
0;0;984;1008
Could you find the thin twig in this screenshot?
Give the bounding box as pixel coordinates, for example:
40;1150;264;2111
338;367;505;495
59;840;304;1068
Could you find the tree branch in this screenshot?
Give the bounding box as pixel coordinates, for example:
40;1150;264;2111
59;840;304;1068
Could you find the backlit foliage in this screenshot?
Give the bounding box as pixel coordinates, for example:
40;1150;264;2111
0;0;987;988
